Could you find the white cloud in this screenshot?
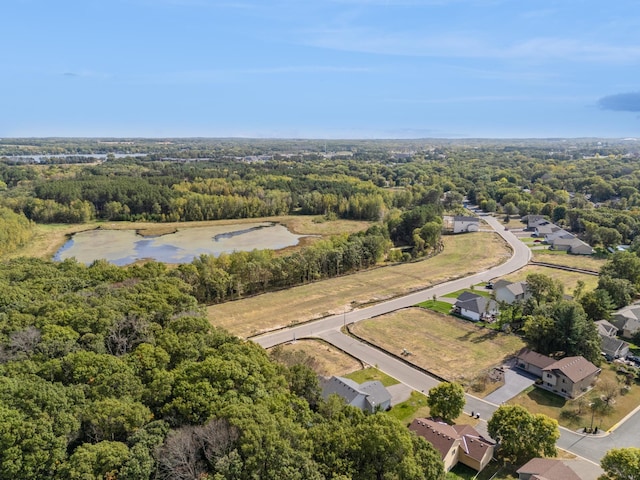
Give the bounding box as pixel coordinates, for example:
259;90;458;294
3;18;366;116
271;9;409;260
300;27;640;64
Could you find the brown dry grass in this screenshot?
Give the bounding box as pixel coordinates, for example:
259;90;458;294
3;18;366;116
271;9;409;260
208;231;511;337
532;249;606;272
500;265;599;294
511;366;640;431
350;307;526;385
270;339;362;377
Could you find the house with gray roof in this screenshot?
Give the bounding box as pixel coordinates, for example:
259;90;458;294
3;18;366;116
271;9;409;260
494;280;530;305
321;376;391;413
549;236;594;255
443;215;480;234
595;320;630;359
524;215;547;230
453;292;498;322
611;305;640;338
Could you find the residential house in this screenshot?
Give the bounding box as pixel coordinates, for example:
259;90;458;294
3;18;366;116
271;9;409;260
595;320;630;359
320;376;391;413
494;280;530;305
409;418;495;473
543;228;575;244
515;348;556;378
533;222;560;237
443;215;480;234
453;292;498;322
540;356;601;398
610;305;640;338
524;215;547;231
595;319;618;337
517;458;582;480
549;236;594;255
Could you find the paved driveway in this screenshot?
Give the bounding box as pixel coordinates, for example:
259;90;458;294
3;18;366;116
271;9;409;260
483;364;537;405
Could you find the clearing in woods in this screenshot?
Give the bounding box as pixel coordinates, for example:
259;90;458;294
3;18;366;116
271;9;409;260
208;231;511;338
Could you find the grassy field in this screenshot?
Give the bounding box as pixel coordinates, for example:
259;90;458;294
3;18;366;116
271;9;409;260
499;264;599;295
510;365;640;431
6;215;373;261
344;367;399;387
208;231;511;337
268;339;362;377
531;249;607;272
350;307;526;386
416;299;455;314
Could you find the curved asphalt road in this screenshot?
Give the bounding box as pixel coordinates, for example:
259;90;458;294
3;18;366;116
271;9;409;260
252;215;640;463
254;215;531;349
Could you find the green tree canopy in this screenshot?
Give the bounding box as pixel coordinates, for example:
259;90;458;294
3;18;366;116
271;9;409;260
426;382;465;424
599;447;640;480
487;405;559;464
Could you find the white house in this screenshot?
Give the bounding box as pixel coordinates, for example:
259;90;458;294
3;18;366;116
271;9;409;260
493;280;530;304
453;292;498;322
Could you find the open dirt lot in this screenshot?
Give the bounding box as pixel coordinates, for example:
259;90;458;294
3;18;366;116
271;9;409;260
349;307;525;384
269;339;362;377
208;231;511;338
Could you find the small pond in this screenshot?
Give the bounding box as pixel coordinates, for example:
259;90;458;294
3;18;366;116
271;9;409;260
54;222;306;266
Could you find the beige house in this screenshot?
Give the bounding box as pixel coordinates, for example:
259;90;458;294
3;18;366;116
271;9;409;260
443;215;480;234
409;418;495;473
516;349;600;398
610;305;640;338
541;357;601;398
515;348;556;378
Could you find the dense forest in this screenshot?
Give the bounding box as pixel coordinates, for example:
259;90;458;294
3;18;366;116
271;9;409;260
3;138;640;478
0;257;445;479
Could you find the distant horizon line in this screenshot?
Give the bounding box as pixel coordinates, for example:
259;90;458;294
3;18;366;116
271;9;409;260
1;135;637;141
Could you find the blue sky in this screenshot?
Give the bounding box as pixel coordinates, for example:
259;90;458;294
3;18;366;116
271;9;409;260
2;0;640;138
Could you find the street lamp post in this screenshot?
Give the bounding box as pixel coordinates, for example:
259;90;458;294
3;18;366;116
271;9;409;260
589;402;596;433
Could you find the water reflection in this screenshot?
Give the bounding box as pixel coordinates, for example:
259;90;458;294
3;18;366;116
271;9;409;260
54;222;304;265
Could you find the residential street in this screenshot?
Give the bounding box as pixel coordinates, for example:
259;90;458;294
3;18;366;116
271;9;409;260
252;214;639;464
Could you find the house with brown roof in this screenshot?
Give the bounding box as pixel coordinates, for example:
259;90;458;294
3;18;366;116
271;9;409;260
517;458;581;480
515;348;556;378
409;418;495;473
516;349;600;398
541;356;601;398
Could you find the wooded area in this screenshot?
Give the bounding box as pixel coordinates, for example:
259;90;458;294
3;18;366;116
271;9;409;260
2;138;640;478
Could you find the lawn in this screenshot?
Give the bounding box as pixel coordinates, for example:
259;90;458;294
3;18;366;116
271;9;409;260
208;231;511;337
350;307;525;387
443;288;492;299
531;249;607;273
416;299;455;314
345;367;399;387
269;339;362;377
499;265;598;295
509;365;640;431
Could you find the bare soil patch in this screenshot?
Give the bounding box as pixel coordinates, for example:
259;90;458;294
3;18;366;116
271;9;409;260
269;339;362;377
208;232;511;337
